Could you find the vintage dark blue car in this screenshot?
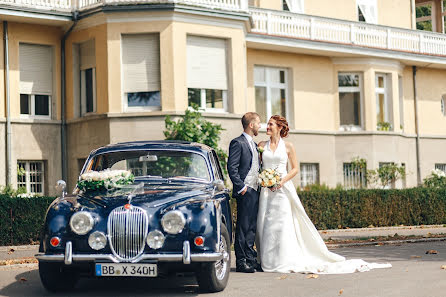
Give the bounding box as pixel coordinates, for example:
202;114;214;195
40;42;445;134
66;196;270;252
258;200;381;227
36;141;232;293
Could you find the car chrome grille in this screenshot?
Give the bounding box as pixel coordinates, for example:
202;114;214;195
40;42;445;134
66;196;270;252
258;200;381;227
107;206;148;262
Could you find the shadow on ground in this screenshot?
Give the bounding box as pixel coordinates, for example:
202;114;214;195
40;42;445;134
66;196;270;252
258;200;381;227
0;269;201;297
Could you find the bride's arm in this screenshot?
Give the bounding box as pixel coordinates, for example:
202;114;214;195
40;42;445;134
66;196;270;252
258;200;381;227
280;141;299;186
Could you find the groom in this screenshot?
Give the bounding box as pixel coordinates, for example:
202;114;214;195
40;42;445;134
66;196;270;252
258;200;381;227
228;112;262;273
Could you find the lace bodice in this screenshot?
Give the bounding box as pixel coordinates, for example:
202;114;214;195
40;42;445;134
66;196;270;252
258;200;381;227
262;138;288;176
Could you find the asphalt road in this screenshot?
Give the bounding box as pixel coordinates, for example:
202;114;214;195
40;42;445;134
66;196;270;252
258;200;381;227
1;241;445;297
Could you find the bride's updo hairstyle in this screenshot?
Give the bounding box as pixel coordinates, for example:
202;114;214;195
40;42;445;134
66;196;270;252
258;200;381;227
270;115;289;138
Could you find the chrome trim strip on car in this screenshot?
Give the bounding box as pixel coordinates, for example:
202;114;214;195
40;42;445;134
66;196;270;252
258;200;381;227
183;241;191;264
64;241;72;265
35;252;223;263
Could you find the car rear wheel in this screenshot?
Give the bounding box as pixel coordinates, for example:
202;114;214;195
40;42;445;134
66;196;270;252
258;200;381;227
39;262;79;292
196;224;231;293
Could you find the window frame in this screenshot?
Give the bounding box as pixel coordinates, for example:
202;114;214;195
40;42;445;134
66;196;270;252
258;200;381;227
17;160;45;195
338;72;364;131
254;65;290;126
300;163;320;188
81;67;97;116
188;88;228;113
375;73;392;130
435;163;446;172
124;91;162;112
343;162;367;189
20;94;51;119
441;95;446;116
416;1;436;31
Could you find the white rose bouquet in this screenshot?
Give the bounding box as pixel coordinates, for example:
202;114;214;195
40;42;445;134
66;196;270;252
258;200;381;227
77;169;134;193
258;168;281;189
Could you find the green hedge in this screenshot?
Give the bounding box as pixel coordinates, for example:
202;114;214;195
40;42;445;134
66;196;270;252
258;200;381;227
0;195;56;246
298;188;446;229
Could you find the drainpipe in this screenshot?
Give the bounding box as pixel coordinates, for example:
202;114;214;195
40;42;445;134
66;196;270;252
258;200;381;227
61;13;78;182
412;66;422;186
4;21;11;186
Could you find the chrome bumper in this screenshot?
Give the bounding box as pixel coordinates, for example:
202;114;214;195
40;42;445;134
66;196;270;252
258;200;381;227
36;241;223;264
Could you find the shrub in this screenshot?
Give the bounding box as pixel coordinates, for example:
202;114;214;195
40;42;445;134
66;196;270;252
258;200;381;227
0;195;56;246
297;188;446;229
423;169;446;188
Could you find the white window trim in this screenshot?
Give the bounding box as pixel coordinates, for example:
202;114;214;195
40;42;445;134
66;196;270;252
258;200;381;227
17;161;44;195
375;73;391;126
416;1;436;30
20;94;52;119
189;88;228;113
300;163;319;187
343;162;367;189
436;163;446;172
81;68;97;116
338;72;364;131
254;66;290;126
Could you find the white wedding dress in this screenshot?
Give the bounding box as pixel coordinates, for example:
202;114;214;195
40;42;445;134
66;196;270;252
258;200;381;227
257;138;392;274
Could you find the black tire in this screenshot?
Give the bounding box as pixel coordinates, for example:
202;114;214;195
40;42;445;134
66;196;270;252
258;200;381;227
38;262;79;292
196;224;231;293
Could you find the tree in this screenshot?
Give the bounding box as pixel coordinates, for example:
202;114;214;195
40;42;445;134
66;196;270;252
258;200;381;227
164;105;228;177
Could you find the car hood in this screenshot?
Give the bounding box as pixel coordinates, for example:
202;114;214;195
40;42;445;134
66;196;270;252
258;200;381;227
64;181;214;211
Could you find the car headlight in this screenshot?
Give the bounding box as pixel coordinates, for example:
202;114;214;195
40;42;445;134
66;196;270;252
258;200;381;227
88;231;107;250
69;211;94;235
147;230;165;249
161;210;186;234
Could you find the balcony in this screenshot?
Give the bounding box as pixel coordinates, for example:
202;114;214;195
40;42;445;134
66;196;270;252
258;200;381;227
0;0;248;13
250;8;446;58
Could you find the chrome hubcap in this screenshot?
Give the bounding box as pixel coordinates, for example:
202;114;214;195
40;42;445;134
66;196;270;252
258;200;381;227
215;235;228;280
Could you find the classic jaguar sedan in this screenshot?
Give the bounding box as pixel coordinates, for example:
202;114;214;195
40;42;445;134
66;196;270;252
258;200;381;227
36;141;232;293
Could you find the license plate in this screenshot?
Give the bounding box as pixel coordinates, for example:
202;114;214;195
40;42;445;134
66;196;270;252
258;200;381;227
95;263;157;277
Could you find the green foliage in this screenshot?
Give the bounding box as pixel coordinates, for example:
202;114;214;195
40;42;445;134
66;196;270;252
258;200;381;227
0;195;56;245
0;185;27;196
350;157;367;171
367;163;406;189
164;105;228;177
297;188;446;229
423;169;446;188
377;121;392;131
416;5;433;31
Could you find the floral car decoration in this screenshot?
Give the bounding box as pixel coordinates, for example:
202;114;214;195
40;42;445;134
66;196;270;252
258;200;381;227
36;141;232;293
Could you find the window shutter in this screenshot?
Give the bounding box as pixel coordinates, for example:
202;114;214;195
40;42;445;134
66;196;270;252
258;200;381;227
285;0;304;13
80;39;95;70
19;44;53;95
187;36;227;90
122;34;160;93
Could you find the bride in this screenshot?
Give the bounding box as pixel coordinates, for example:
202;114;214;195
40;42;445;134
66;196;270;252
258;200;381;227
256;115;391;274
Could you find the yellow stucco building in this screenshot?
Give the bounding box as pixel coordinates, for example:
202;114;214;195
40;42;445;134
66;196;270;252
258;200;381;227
1;0;446;194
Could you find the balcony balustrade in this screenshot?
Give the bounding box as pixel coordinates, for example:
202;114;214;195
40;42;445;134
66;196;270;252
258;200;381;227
250;8;446;57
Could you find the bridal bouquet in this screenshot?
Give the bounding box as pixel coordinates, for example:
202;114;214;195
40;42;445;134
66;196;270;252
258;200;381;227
77;169;135;193
258;168;281;188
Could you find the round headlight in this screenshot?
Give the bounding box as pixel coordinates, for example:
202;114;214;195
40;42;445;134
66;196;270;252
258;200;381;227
88;231;107;250
146;230;165;249
69;211;94;235
161;210;186;234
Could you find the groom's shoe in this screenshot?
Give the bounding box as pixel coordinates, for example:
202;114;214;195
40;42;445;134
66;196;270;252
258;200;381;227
251;262;263;272
236;260;255;273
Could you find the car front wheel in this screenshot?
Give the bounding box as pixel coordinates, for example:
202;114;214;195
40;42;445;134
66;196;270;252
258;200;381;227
39;262;79;292
196;224;231;293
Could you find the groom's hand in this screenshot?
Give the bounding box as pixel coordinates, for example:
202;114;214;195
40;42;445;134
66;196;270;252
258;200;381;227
240;187;247;195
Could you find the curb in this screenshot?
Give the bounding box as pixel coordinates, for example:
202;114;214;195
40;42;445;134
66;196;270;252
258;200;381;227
327;236;446;248
0;245;39;252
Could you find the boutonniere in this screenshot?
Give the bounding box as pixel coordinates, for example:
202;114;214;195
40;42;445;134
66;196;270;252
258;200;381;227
257;147;264;154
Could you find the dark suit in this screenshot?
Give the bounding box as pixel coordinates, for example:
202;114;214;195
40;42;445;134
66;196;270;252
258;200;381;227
227;134;260;267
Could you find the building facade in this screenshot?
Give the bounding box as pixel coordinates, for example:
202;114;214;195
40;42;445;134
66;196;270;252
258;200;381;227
0;0;446;195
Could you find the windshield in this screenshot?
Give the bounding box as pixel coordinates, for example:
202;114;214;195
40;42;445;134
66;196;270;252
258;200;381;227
84;150;211;181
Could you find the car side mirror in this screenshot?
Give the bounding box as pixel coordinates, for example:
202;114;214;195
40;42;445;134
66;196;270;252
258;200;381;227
213;179;225;191
56;180;67;198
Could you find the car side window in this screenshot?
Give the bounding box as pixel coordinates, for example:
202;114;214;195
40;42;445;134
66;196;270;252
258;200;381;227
210;151;224;181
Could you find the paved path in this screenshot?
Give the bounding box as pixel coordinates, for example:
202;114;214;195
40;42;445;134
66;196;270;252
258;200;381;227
1;241;446;297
